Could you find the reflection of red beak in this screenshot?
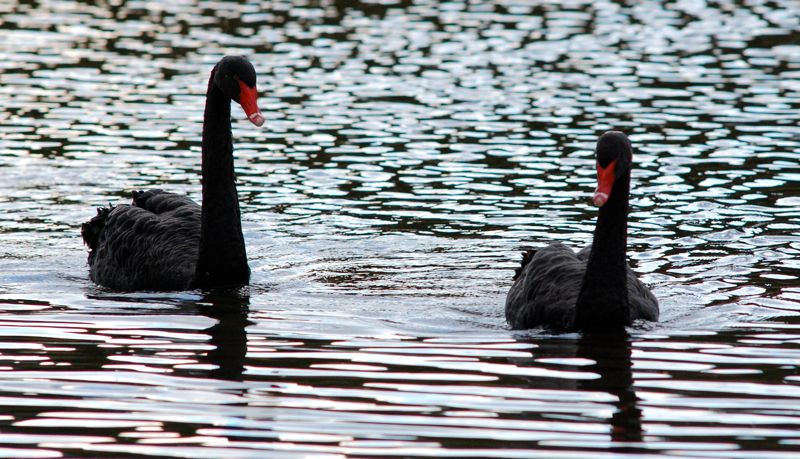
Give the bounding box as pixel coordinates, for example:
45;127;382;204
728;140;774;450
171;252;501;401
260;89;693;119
593;160;616;207
237;80;264;127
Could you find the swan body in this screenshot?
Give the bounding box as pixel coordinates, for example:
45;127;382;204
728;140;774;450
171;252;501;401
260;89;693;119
506;244;658;330
83;190;201;290
82;56;263;291
505;131;659;331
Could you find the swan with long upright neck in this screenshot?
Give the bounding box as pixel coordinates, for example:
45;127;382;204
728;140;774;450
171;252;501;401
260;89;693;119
81;56;264;291
505;131;658;331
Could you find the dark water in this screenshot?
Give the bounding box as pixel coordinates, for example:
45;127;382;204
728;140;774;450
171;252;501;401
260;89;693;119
0;0;799;457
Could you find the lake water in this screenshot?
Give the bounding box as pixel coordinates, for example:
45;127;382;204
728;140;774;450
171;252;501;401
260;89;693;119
0;0;799;457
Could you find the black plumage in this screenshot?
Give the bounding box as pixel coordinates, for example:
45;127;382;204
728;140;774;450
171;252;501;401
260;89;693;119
506;131;659;331
81;56;264;291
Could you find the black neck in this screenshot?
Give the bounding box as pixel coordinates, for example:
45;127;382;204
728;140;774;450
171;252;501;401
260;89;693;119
574;171;630;331
194;71;250;288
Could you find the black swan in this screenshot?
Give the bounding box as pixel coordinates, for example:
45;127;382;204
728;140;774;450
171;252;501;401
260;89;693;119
81;56;264;291
505;131;658;331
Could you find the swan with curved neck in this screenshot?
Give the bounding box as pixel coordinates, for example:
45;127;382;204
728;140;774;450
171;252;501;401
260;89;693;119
81;56;263;291
505;131;658;331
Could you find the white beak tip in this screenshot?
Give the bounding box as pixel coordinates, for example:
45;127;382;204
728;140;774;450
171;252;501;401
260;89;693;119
248;112;265;127
593;192;609;207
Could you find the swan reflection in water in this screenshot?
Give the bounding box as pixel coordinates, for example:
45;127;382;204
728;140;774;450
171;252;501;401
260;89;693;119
512;330;643;448
198;289;252;381
578;331;643;446
194;287;643;448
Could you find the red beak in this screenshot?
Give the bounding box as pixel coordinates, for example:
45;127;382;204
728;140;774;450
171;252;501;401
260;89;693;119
593;160;616;207
237;80;264;127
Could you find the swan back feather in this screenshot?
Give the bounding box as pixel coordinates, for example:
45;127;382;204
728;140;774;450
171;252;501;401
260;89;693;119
82;190;201;291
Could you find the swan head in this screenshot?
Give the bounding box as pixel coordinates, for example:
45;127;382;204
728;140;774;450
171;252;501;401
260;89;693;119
593;131;632;207
213;56;265;127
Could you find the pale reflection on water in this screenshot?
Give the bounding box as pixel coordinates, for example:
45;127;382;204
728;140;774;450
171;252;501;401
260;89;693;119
0;0;799;457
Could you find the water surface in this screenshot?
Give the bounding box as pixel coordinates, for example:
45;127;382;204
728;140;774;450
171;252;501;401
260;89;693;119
1;0;799;457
